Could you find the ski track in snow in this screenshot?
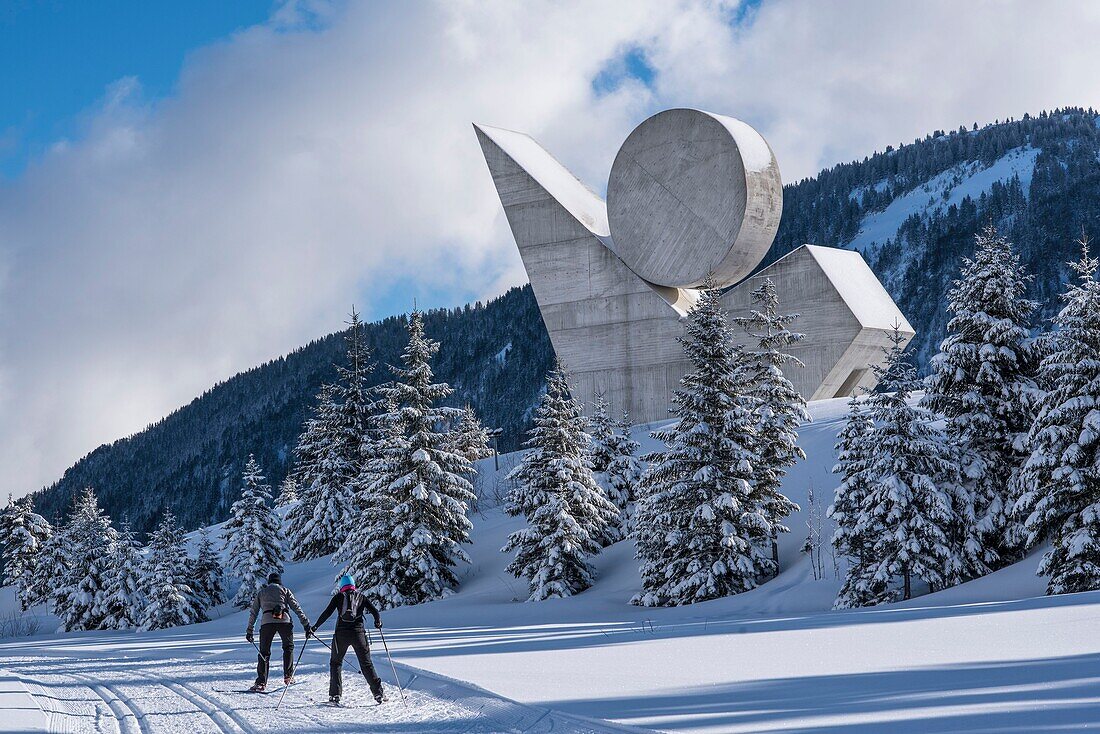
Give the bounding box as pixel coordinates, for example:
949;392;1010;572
5;656;482;733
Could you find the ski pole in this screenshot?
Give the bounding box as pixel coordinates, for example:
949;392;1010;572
250;638;269;661
276;634;308;710
376;628;408;708
250;638;270;681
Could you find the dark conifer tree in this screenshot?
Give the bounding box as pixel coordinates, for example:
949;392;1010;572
632;284;769;607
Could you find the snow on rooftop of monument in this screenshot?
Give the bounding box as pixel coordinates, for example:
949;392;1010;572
805;244;915;333
474;124;610;237
706;112;777;174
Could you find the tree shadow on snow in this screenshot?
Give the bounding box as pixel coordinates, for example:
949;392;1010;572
538;652;1100;733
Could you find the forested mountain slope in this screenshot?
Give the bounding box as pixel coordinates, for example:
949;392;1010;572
32;107;1100;535
34;287;553;534
768;106;1100;367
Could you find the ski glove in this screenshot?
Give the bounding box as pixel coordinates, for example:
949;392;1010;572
246;630;254;643
304;625;314;638
375;620;383;629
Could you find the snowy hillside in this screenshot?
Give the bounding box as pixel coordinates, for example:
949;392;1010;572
4;398;1097;733
771;107;1100;372
847;145;1041;256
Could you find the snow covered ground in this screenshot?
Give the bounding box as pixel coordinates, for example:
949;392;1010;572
4;398;1100;732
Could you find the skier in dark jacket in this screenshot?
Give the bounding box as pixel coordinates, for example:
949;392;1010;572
310;573;385;704
245;572;311;692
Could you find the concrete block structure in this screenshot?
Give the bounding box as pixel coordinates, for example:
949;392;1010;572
475;109;913;425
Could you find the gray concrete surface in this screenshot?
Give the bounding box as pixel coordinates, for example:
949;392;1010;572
607;108;782;289
474;111;914;425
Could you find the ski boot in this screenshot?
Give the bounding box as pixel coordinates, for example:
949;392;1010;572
284;676;295;686
328;695;341;706
248;683;266;693
374;689;386;704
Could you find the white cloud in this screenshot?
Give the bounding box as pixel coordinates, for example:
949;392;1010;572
2;0;1100;496
648;1;1100;182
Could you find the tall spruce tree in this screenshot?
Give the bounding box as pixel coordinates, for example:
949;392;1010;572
923;225;1039;573
286;310;377;560
100;522;144;630
38;516;71;621
141;511;200;630
275;477;299;508
0;495;53;611
582;392;629;544
449;405;493;466
605;411;643;530
502;362;619;601
285;384;342;560
586;392;617;474
189;527;226;616
829;396;890;608
223;456;286;608
1015;240;1100;595
734;277;807;570
338;310;476;608
631;284;768;607
53;488;118;631
856;324;961;602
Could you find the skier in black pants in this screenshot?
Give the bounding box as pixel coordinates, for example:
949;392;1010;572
245;572;311;692
310;573;385;705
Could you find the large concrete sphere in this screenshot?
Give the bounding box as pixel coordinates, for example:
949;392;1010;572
606;108;783;289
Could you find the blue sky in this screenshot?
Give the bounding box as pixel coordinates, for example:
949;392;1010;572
0;1;273;177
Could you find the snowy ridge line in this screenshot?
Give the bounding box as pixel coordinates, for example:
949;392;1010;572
383;658;658;733
0;672;48;733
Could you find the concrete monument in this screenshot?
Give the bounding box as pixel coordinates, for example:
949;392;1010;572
475;108;913;424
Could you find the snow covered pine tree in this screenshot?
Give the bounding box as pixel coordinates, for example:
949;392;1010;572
338;310;477;608
853;323;962;603
286;310;377;561
0;494;53;611
586;391;617;474
285;383;341;560
734;277;807;572
605;411;643;532
223;455;287;608
38;519;72;623
275;476;299;508
189;526;226;618
580;392;624;545
449;405;493;465
829;396;890;608
502;360;619;601
1015;239;1100;595
923;225;1039;573
100;522;144;630
141;511;201;630
632;281;771;607
53;488;118;632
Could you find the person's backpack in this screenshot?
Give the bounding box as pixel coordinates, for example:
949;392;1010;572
267;584;287;620
339;590;364;623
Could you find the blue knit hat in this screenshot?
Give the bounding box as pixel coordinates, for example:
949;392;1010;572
338;574;355;591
